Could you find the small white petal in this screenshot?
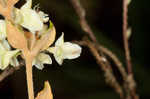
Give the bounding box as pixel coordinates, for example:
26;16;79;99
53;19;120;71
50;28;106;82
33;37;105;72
14;8;23;24
48;46;64;65
32;53;52;70
0;41;20;69
0;20;6;40
37;53;52;65
1;50;20;70
47;33;82;65
55;33;64;46
47;47;56;54
54;52;64;65
1;40;11;50
62;42;82;59
34;61;44;70
38;11;49;23
0;43;5;51
19;9;43;33
10;57;19;67
21;0;32;9
0;56;2;67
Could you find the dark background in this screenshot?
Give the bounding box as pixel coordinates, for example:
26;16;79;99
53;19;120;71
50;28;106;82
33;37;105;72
0;0;150;99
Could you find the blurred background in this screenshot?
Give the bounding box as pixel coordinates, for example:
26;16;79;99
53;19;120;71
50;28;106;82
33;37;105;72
0;0;150;99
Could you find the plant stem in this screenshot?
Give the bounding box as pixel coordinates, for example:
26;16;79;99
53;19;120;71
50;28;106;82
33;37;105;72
26;57;34;99
122;0;139;99
70;0;97;43
123;0;132;74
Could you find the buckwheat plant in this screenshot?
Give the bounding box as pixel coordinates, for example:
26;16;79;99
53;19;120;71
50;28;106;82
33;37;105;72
0;0;82;99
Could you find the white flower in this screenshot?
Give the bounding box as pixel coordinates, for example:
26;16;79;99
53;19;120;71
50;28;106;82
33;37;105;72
0;40;20;70
0;20;6;40
38;11;49;23
14;0;47;34
47;33;82;65
32;53;52;70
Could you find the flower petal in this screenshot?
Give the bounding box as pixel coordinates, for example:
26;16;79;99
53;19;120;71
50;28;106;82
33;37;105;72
10;57;19;67
38;11;49;23
1;49;20;70
0;20;6;40
21;0;32;9
46;47;56;54
0;43;5;51
62;42;82;59
38;53;52;65
55;33;64;46
54;53;64;65
19;9;43;33
1;40;11;51
34;61;44;70
0;56;2;67
47;47;64;65
32;53;52;70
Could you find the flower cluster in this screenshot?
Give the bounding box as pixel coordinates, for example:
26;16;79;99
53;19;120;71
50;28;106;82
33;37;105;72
0;0;82;70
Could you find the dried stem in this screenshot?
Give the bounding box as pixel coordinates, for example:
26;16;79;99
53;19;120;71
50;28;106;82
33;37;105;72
70;0;126;98
122;0;138;99
98;46;127;81
70;0;97;43
81;39;124;98
122;0;132;75
0;61;24;82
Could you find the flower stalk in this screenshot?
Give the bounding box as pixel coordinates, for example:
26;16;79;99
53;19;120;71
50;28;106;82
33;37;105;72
26;56;34;99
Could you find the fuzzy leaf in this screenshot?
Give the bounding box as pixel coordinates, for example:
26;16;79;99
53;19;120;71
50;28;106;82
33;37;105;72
36;81;53;99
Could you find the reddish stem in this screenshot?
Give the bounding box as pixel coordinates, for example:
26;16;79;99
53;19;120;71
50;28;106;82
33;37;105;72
123;0;132;74
122;0;138;99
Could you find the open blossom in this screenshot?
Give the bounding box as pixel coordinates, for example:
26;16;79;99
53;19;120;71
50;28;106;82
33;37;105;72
14;0;49;34
0;20;6;40
0;20;20;70
32;53;52;70
0;40;20;70
47;33;82;65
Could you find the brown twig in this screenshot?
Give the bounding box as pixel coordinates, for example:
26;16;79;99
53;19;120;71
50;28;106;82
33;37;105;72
70;0;97;43
80;39;124;98
123;0;132;75
75;39;138;99
70;0;127;98
122;0;138;99
98;46;128;81
0;61;24;82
